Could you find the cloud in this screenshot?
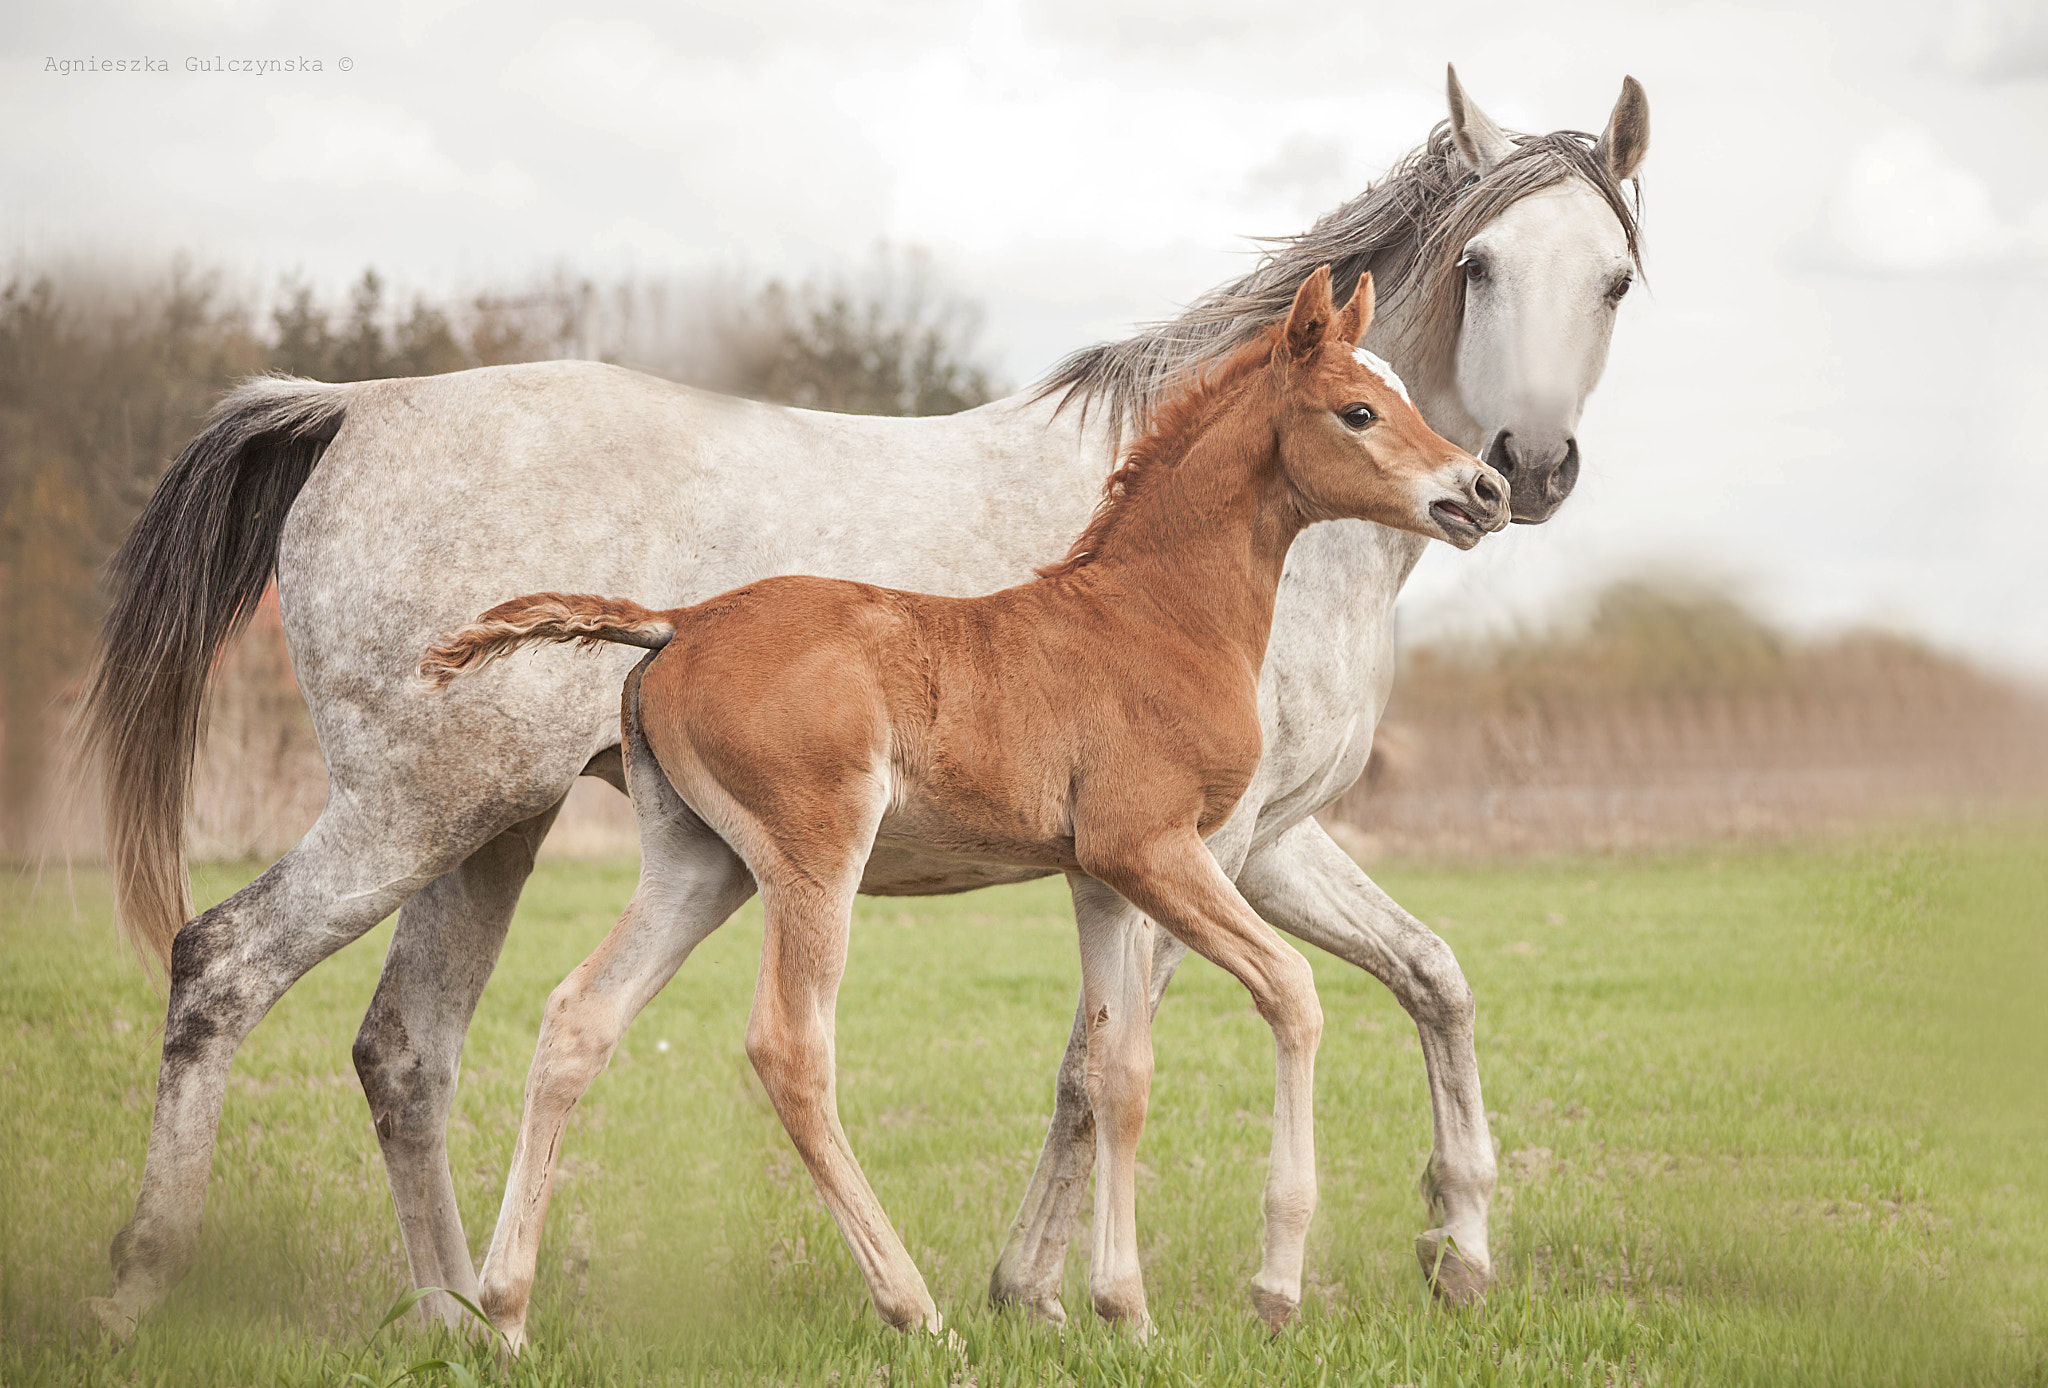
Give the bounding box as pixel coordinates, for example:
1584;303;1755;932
1940;0;2048;80
249;97;537;207
1821;126;2045;273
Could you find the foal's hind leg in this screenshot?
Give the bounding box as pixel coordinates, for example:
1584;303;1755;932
354;796;566;1330
747;882;941;1330
476;759;755;1351
734;792;940;1332
1078;826;1323;1333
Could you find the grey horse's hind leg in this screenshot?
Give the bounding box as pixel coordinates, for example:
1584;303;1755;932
89;803;449;1336
354;793;571;1330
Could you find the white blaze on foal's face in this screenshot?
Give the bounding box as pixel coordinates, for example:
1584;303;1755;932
1352;347;1412;406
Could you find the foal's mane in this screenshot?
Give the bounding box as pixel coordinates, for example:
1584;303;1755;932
1035;327;1284;581
1037;121;1643;437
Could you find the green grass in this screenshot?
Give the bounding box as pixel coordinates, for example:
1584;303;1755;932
2;827;2043;1386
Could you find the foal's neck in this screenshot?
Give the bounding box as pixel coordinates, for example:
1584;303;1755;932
1079;405;1305;671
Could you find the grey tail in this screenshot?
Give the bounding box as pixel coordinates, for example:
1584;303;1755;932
76;376;349;981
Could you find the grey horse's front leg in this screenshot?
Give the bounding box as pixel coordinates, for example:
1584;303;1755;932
353;796;567;1330
989;917;1189;1322
1235;817;1496;1302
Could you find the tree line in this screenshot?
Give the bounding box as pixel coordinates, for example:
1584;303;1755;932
0;252;1003;846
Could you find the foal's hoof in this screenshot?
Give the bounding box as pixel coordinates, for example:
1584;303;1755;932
992;1286;1068;1327
1249;1284;1299;1334
1414;1229;1490;1306
83;1296;138;1342
1091;1285;1153;1341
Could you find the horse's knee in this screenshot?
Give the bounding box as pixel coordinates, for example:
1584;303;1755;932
1407;938;1475;1035
531;984;623;1103
159;906;266;1068
1053;1011;1096;1117
1256;950;1323;1054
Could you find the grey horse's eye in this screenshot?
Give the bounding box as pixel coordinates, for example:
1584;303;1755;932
1459;254;1488;285
1609;273;1633;302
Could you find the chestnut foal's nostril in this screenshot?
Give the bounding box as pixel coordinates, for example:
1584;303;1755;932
1472;472;1505;509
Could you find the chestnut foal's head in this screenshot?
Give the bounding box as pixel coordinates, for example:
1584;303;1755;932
1272;266;1509;549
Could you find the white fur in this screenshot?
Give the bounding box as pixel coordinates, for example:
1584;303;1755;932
1352;347;1413;405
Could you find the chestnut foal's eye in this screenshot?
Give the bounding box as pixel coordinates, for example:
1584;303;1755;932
1340;404;1376;430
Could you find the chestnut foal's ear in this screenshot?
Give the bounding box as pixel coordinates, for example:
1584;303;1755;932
1284;265;1336;360
1334;272;1376;348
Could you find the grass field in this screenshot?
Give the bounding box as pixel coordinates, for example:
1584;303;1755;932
2;828;2043;1386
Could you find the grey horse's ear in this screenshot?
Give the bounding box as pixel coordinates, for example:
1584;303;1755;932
1594;75;1650;182
1446;65;1513;175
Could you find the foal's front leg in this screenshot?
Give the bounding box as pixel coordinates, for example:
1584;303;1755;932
1237;817;1495;1302
988;901;1188;1323
1081;827;1323;1332
1068;876;1160;1337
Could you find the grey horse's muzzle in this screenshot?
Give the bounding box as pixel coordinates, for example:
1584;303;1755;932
1484;429;1581;524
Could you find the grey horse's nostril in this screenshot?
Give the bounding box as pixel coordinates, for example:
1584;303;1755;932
1484;430;1516;477
1547;437;1581;501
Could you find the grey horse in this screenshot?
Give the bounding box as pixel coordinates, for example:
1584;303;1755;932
81;67;1647;1335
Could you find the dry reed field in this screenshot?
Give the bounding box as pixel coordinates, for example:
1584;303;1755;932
1332;584;2048;859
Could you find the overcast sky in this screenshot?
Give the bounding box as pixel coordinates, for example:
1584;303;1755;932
6;0;2047;674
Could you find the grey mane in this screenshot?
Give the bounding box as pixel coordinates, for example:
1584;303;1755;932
1037;121;1644;436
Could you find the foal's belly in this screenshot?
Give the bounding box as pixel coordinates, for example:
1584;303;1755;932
856;843;1059;897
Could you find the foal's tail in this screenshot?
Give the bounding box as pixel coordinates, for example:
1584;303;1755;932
418;593;677;689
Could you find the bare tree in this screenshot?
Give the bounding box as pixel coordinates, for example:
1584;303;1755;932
710;249;1001;416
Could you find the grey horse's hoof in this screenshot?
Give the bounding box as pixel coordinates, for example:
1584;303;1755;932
1249;1284;1299;1333
992;1287;1068;1327
83;1296;138;1342
1414;1229;1490;1305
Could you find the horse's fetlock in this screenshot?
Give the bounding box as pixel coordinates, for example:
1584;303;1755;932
110;1215;194;1284
477;1272;527;1332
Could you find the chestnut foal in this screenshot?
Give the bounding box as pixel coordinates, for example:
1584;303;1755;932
422;267;1508;1345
